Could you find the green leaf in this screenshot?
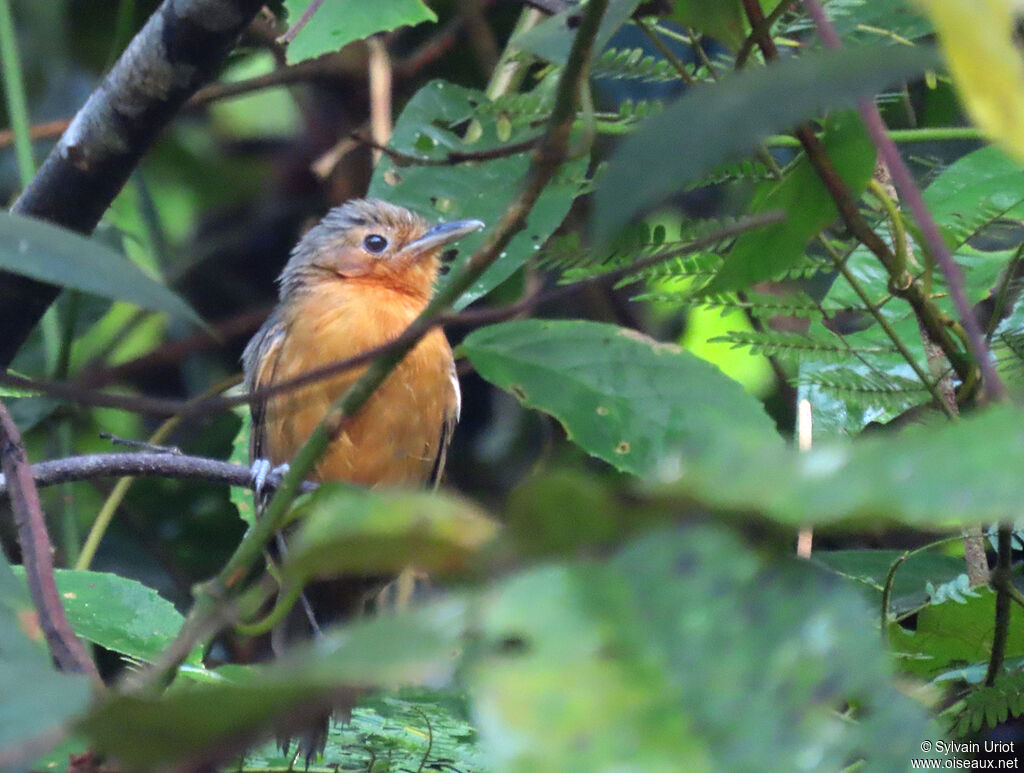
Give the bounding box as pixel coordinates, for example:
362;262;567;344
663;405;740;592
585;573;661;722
283;0;436;65
889;589;1024;679
11;567;195;666
470;527;936;772
682;404;1024;527
669;0;747;51
79;602;466;770
513;0;643;65
591;45;938;247
0;550;91;764
0;209;201;325
459;319;782;479
283;485;498;582
814;549;966;614
229;404;255;527
705;112;876;293
369;81;588;309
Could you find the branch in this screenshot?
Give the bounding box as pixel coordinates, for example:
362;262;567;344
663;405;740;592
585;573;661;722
0;401;99;680
986;522;1013;686
351;132;542;166
0;452;318;497
799;0;1006;403
277;0;324;44
0;0;266;369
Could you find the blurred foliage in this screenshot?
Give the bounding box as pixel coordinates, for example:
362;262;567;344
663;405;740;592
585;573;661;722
3;1;1024;772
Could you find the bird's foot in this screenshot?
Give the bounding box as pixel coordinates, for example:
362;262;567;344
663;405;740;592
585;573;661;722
249;459;290;496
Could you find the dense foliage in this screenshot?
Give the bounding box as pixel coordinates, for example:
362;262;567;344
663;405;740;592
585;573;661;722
3;0;1024;771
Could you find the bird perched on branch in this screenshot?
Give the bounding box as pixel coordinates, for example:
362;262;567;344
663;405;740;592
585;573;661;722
241;198;483;758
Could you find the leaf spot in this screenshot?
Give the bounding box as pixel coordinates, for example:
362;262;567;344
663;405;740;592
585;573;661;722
615;441;631;454
511;384;527;401
596;406;609;416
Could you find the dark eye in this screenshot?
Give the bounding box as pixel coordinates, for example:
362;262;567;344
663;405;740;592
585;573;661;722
363;234;388;253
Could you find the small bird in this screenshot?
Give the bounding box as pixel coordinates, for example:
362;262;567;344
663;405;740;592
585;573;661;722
241;198;483;758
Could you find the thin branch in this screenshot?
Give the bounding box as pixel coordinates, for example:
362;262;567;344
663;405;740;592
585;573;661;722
352;132;542;166
799;0;1006;403
986;522;1013;686
0;212;782;419
734;0;798;70
0;451;317;498
0;0;266;369
277;0;324;44
0;401;99;680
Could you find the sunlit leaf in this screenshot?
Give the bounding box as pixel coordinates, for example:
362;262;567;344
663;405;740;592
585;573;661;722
914;0;1024;164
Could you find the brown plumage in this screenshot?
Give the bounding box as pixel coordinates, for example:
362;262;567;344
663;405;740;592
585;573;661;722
241;198;483;759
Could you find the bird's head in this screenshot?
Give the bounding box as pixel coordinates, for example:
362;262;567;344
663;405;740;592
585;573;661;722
279;198;484;300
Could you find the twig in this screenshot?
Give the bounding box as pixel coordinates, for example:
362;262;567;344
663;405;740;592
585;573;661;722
277;0;324;45
99;433;181;455
124;0;612;697
351;132;541;166
799;0;1007;403
734;0;797;70
985;522;1013;686
0;212;781;420
366;36;392;167
0;401;99;680
0;0;266;369
0;451;317;498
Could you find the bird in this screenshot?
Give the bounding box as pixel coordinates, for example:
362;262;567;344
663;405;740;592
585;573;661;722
241;198;483;760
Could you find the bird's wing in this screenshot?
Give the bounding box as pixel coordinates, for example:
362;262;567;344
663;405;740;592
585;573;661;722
429;357;461;489
242;311;287;465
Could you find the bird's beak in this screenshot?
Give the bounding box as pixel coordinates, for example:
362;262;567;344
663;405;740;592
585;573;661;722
405;218;485;257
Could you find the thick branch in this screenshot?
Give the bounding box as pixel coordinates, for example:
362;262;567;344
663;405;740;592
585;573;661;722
0;0;265;368
0;452;317;497
0;401;99;680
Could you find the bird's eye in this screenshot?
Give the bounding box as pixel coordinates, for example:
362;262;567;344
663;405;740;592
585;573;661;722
363;234;389;253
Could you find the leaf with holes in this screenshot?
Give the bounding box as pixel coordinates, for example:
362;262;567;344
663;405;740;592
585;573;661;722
459;319;782;479
368;81;589;309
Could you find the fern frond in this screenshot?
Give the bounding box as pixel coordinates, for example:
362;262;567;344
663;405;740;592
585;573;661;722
638;290;825;319
948;670;1024;737
593;47;683;83
684;158;776;191
711;330;895;363
798;368;930;401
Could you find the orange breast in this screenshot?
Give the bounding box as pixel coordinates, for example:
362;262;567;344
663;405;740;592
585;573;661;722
263;280;455;487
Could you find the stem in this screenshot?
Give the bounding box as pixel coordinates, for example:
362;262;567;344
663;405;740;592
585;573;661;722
0;401;99;680
0;0;35;187
764;127;984;147
985;522;1012;686
637;19;694;85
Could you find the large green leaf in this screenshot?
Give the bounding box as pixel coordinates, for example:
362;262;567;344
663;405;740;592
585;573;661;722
591;45;938;247
0;551;91;764
889;590;1024;679
283;0;436;65
470;527;937;772
369;81;589;309
79;601;465;770
682;404;1024;527
282;484;498;582
11;567;195;666
705;112;876;293
459;319;782;479
0;209;200;324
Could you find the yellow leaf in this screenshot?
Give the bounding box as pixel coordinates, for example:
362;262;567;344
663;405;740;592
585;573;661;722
914;0;1024;163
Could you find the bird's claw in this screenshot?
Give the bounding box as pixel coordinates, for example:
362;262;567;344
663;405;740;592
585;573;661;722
250;460;290;496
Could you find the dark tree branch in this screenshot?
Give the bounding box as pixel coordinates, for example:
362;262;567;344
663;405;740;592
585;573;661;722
986;522;1013;686
0;452;318;497
0;401;99;680
0;0;266;368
